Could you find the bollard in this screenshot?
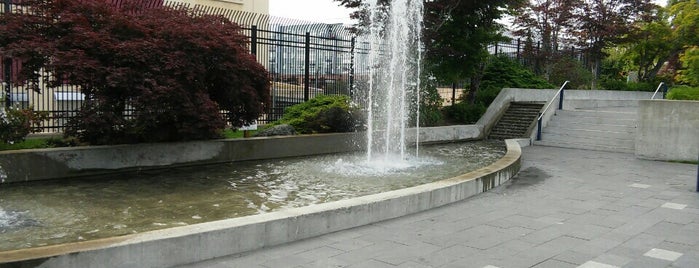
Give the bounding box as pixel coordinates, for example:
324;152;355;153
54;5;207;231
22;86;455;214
696;152;698;192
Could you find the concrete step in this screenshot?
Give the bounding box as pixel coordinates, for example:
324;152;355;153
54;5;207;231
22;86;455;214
542;127;633;140
558;109;636;118
533;140;635;154
546;121;636;132
540;132;635;148
552;113;636;125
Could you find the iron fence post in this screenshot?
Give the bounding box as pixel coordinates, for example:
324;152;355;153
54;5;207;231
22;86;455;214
250;25;257;55
537;113;542;141
349;37;355;98
304;32;310;102
3;0;10;109
558;87;564;110
451;83;456;106
3;59;9;109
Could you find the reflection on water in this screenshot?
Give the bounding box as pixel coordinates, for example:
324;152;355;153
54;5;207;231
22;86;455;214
0;140;505;251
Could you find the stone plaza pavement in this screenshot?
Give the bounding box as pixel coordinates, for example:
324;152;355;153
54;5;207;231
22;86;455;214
180;145;699;268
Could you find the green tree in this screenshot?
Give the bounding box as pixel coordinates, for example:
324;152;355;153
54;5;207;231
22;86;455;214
335;0;523;104
677;46;699;86
622;8;674;82
571;0;657;88
512;0;581;79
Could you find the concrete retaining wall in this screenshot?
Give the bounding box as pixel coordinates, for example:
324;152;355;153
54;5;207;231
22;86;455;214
0;140;521;268
636;100;699;162
0;126;482;184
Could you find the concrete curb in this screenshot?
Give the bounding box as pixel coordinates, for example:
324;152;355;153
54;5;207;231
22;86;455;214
0;140;522;268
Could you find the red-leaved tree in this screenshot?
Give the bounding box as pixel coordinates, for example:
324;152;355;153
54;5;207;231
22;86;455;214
0;0;270;144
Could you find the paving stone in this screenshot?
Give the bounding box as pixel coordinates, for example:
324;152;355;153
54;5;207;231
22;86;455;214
261;254;311;268
532;259;578;268
644;248;683;262
328;238;375;252
414;244;480;267
621;256;674;268
662;203;688;210
591;253;633;267
578;260;620;268
643;221;684;237
673;250;699;268
347;259;397;268
619;233;664;250
296;246;345;260
179;146;699;268
553;250;598;265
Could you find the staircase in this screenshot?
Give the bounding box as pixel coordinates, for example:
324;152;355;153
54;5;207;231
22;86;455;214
488;102;545;140
534;106;637;153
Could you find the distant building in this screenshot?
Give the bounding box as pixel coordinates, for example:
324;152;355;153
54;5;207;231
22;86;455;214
168;0;269;14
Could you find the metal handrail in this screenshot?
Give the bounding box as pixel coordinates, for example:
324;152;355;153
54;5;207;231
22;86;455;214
536;81;569;141
651;82;665;100
537;81;569;121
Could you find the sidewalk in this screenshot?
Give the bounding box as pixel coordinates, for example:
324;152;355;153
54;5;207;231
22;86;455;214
179;146;699;268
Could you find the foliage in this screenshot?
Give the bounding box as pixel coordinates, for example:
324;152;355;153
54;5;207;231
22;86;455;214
667;86;699;100
677;46;699;86
272;95;362;134
444;102;486;125
512;0;578;60
222;129;257;139
599;79;655;91
412;76;444;127
547;56;593;89
622;9;674;81
0;138;50;151
334;0;524;103
476;55;554;105
0;106;48;144
0;0;270;145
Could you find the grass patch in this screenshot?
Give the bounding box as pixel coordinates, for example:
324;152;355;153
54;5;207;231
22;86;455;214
0;129;255;151
667;86;699;100
668;159;699;165
222;129;257;139
0;138;53;151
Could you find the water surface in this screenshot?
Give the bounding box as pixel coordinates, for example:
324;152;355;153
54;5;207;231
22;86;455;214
0;140;505;251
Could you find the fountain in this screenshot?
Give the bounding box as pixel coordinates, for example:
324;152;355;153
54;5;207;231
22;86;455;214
364;0;424;161
0;0;522;266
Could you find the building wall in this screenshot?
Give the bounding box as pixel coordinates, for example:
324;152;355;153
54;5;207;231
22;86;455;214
169;0;269;14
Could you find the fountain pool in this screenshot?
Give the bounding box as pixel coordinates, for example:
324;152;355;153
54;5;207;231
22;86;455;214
0;140;505;252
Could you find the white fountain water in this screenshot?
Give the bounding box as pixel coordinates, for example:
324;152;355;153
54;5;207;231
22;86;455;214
363;0;424;162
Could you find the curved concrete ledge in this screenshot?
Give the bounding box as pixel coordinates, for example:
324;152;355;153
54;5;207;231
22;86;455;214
0;139;521;268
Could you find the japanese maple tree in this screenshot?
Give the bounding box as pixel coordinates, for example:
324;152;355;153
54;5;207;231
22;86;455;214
0;0;270;144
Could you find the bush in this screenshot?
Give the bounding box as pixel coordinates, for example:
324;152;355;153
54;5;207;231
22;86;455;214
272;95;363;134
667;86;699;100
1;0;270;144
547;56;593;89
444;102;486;124
0;106;47;144
476;55;554;105
600;79;656;91
414;77;445;127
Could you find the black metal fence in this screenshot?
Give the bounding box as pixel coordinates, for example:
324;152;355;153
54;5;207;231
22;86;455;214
1;0;587;133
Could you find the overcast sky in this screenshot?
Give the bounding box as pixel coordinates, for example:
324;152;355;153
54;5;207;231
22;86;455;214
269;0;669;25
269;0;354;24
